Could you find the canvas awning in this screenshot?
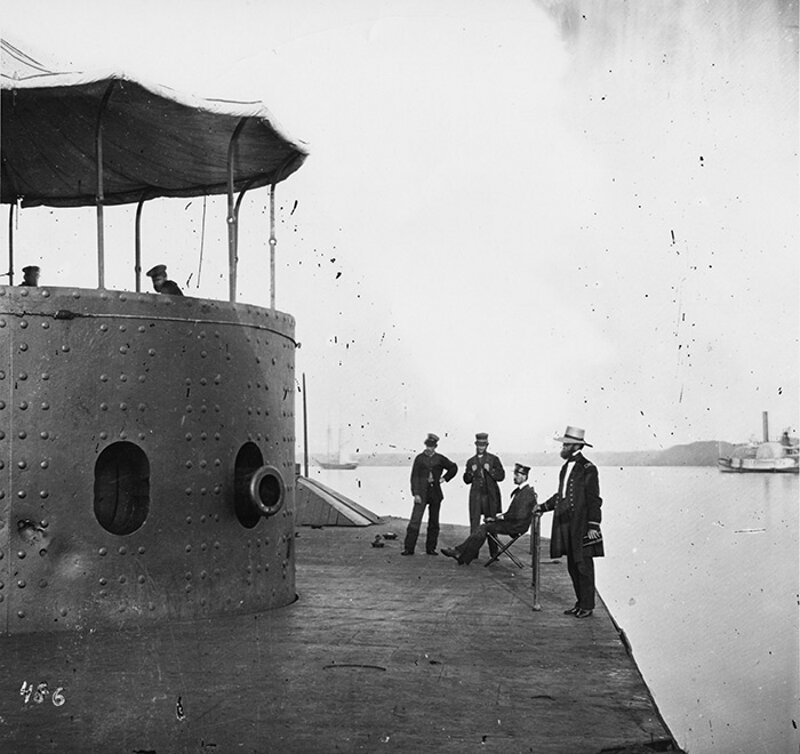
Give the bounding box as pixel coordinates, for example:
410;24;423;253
1;71;308;207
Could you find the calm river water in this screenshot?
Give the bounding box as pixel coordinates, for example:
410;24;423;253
307;464;798;754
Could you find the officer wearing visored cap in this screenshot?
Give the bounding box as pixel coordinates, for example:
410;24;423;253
534;426;604;619
463;432;505;558
146;264;183;296
401;433;458;556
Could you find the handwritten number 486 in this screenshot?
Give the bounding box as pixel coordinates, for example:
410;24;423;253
19;682;65;707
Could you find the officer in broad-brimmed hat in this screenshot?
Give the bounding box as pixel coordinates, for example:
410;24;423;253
20;265;40;287
401;433;458;556
146;264;183;296
462;432;506;558
535;426;603;619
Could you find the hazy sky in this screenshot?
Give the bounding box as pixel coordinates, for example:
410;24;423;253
3;0;798;455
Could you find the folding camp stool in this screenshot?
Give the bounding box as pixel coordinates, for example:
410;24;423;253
484;531;526;568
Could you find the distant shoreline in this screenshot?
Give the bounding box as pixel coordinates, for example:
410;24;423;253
329;440;738;468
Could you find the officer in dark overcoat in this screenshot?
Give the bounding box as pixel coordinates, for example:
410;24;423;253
401;433;458;556
536;426;603;618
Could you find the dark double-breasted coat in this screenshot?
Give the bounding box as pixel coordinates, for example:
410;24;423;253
463;452;505;527
541;452;604;563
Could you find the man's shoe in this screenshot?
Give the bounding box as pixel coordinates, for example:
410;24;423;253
426;550;439;556
575;609;593;618
400;550;414;556
440;548;458;560
563;606;580;615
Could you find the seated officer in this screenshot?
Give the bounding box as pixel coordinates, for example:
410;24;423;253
146;264;183;296
441;463;537;565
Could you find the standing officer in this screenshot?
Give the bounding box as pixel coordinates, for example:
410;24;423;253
535;426;603;618
463;432;505;557
401;433;458;556
146;264;184;296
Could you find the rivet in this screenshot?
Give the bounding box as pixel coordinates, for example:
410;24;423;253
200;570;207;579
148;348;156;356
60;608;67;616
200;377;208;386
18;372;27;380
18;431;26;439
0;432;4;440
185;545;192;553
39;549;47;557
61;345;69;352
119;402;127;411
99;578;107;586
138;547;145;555
41;321;49;328
214;541;221;549
186;517;192;524
149;603;156;611
119;576;126;584
0;371;4;380
17;580;26;588
185;488;192;496
138;575;145;584
185;405;193;413
40;490;48;499
118;325;127;332
0;401;5;410
17;490;25;498
72;291;80;299
99;547;108;556
118;546;127;555
100;402;108;411
99;431;108;440
99;590;107;597
138;375;146;383
119;346;128;354
17;460;27;469
119;431;127;439
138;325;145;333
100;324;108;332
200;542;207;551
41;373;49;380
119;374;127;382
200;432;207;441
17;551;25;559
0;492;4;500
0;320;5;327
185;433;192;441
17;610;24;618
19;401;28;410
20;320;28;329
200;350;207;358
185;585;192;593
40;402;49;410
185;378;192;385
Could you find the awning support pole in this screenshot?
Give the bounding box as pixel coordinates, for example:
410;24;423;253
269;184;276;309
7;203;14;286
95;81;116;290
226;118;248;303
134;192;147;292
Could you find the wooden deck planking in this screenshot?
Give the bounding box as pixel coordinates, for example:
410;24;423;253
0;516;677;753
